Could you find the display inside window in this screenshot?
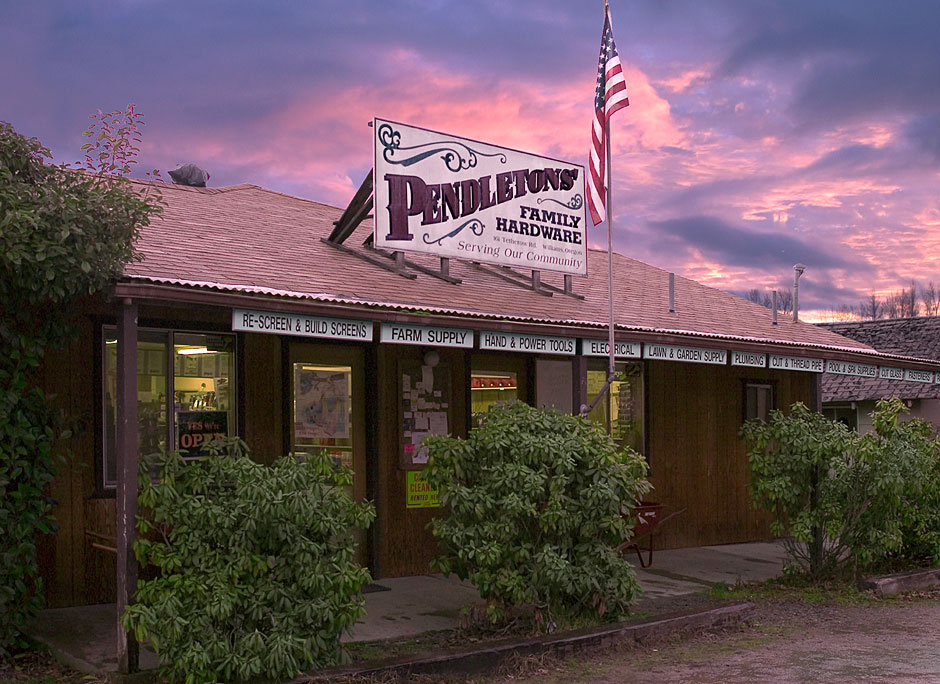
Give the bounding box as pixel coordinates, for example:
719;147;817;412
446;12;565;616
587;362;645;455
292;363;354;472
103;329;235;488
471;371;518;427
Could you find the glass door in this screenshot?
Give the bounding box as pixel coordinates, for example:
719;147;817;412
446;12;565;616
289;343;367;565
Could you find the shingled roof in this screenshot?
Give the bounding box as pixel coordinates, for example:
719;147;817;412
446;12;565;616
118;180;902;362
819;318;940;402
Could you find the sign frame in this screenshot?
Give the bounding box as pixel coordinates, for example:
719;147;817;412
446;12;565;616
373;118;588;276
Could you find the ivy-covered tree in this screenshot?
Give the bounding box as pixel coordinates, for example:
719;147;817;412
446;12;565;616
0;114;161;653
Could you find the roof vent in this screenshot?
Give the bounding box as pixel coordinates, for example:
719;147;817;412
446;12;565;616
168;163;210;187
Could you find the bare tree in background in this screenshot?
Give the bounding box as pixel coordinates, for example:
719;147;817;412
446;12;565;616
745;288;772;308
857;292;883;320
882;282;919;318
744;288;793;314
922;281;939;316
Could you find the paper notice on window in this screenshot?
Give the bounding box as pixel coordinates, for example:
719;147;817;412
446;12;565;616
411;431;429;464
402;374;411;392
429;411;448;435
422;365;434;392
415;414;430;431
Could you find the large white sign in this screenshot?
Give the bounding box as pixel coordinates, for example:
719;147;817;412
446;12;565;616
643;344;727;365
233;309;372;341
479;331;576;355
373;118;588;276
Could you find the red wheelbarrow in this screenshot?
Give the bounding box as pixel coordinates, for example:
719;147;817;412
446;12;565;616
615;501;685;568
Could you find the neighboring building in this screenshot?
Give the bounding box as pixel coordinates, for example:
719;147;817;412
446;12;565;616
819;318;940;432
37;179;940;616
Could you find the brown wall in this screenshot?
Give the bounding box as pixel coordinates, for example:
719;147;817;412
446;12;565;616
241;332;283;464
646;361;811;550
36;316;98;608
375;344;469;578
37;299;813;604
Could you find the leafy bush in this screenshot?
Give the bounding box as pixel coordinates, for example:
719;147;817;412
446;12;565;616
423;402;651;628
866;400;940;565
0;362;62;655
0;118;159;654
122;439;375;684
742;399;940;578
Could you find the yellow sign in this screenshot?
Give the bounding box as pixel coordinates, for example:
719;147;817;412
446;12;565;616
406;470;440;509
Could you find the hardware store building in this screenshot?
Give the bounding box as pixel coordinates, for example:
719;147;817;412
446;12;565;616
36;179;940;610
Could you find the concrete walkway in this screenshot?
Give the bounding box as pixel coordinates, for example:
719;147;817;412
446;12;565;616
29;540;788;676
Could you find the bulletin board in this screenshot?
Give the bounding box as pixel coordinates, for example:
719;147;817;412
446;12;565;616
399;359;451;469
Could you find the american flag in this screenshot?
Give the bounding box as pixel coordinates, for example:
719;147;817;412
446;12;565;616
588;5;629;226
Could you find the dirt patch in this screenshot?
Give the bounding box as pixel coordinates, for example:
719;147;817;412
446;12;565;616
0;649;105;684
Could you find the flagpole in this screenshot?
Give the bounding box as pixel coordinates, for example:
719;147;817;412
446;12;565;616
581;0;616;418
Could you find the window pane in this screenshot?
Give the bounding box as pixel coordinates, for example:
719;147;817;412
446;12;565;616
745;383;773;422
611;363;645;454
174;333;235;458
470;371;518;427
103;330;169;487
587;362;645;455
292;363;354;475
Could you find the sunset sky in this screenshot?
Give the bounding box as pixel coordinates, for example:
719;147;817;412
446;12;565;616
3;1;938;319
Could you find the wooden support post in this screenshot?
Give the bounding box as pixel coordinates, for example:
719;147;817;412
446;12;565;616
116;298;139;674
809;372;822;413
572;355;588;416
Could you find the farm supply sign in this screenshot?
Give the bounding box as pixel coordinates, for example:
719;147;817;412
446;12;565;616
374;118;588;276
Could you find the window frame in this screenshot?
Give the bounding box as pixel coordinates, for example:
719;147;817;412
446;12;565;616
586;359;648;457
743;380;775;423
98;324;238;490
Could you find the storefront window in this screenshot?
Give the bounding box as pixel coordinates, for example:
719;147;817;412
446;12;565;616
173;333;235;459
103;329;235;488
470;371;518;427
587;362;645;454
292;363;354;474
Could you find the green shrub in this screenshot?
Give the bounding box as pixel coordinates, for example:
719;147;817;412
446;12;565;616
122;439;375;684
742;399;940;579
0;117;159;654
866;399;940;565
423;402;651;628
0;366;62;655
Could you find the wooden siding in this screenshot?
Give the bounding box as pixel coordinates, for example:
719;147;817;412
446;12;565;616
375;345;468;578
242;332;283;464
646;361;811;550
37;316;99;608
36;297;814;605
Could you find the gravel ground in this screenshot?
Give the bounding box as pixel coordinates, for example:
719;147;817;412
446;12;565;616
490;592;940;684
